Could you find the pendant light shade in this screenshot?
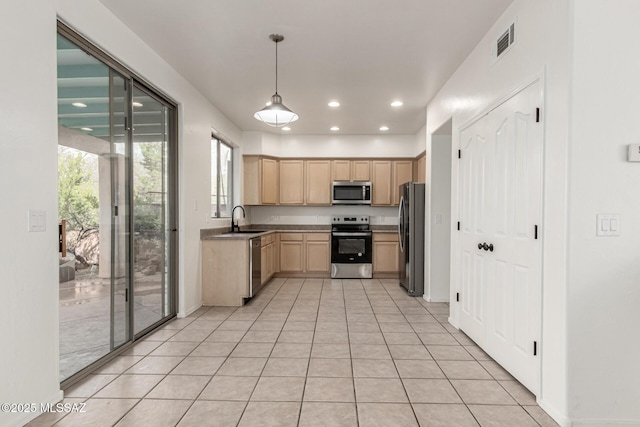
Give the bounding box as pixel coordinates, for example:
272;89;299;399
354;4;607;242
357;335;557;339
254;34;299;128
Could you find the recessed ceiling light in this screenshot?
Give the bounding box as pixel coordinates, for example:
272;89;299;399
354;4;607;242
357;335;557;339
282;126;291;131
328;101;340;107
379;126;389;131
390;100;403;107
72;102;87;108
330;126;340;131
80;127;93;131
132;102;143;107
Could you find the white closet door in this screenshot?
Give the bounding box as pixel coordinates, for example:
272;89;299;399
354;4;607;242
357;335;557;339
459;116;493;346
458;81;542;394
484;82;542;394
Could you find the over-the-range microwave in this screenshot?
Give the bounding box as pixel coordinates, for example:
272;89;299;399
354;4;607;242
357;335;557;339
332;181;372;205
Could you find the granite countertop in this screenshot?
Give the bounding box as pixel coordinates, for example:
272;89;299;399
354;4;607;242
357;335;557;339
201;225;331;240
201;224;396;240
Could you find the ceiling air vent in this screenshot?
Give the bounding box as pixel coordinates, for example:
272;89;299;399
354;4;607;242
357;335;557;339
496;22;516;58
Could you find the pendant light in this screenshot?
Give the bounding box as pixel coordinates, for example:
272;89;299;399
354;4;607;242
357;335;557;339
254;34;299;128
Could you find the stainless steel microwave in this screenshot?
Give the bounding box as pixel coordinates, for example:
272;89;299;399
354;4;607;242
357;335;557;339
332;181;372;205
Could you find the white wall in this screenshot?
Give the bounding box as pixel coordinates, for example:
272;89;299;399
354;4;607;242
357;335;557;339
425;0;572;423
0;2;63;426
1;2;243;423
566;1;640;424
245;134;420;158
427;133;452;302
57;0;243;318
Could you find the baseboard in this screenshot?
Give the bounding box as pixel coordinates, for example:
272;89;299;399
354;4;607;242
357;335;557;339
425;296;450;303
571;419;640;426
537;398;572;427
8;389;64;427
179;303;204;318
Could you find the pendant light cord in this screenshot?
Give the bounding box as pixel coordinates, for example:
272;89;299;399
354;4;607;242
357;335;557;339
274;39;278;95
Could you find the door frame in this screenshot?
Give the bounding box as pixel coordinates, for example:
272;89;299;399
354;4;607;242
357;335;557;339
57;21;179;390
447;73;546;392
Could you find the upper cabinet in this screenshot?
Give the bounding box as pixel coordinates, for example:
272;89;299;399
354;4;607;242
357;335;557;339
244;156;415;207
371;160;392;206
332;160;370;182
305;160;332;205
243;156;278;205
261;158;279;204
392;160;414;205
279;160;305;204
416;153;426;184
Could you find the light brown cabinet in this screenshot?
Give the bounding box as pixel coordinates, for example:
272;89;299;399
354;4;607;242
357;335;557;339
279;232;330;274
279;160;305;205
305;160;332;205
261;233;277;285
416;154;426;184
202;239;250;306
261;158;279;204
371;160;392;205
373;233;400;274
243;156;278;205
393;160;414;205
304;233;330;273
279;233;305;272
332;160;370;182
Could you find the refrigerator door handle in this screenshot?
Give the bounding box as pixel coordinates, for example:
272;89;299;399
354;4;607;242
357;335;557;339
398;195;405;252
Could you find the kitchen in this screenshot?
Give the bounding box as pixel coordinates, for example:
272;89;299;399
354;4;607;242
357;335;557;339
6;1;640;426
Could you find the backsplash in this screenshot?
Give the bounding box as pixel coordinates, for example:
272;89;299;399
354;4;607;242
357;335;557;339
248;205;398;225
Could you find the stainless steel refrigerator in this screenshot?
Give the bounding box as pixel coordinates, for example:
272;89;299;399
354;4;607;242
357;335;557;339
398;182;425;296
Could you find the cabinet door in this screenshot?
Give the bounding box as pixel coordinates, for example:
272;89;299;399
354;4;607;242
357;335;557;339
280;233;304;272
305;160;332;205
242;156;260;205
261;245;268;284
371;160;392;205
332;160;351;181
279;160;305;204
261;158;279;205
392;160;414;205
373;240;400;273
305;233;330;273
417;155;426;183
351;160;370;181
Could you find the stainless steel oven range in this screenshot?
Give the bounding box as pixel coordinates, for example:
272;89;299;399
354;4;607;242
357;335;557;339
330;216;372;279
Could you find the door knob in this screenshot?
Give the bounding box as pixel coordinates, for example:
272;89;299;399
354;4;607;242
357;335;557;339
481;242;489;251
488;243;494;252
478;243;483;250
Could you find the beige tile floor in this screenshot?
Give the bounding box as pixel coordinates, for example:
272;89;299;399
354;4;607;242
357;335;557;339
31;277;559;427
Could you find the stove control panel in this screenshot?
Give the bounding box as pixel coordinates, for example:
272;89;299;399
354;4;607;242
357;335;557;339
331;216;369;224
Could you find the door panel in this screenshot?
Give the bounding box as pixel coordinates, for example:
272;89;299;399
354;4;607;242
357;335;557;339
131;85;173;336
458;81;542;394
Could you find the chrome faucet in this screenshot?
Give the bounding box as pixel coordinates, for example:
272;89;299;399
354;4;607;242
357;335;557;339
231;205;246;232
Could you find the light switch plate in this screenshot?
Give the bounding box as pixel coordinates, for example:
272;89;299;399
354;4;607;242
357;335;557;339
28;210;46;232
628;144;640;162
596;214;620;236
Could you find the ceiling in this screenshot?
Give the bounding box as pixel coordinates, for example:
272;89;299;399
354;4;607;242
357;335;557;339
97;0;513;135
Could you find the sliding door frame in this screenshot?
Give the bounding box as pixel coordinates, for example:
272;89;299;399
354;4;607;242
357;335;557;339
58;20;179;389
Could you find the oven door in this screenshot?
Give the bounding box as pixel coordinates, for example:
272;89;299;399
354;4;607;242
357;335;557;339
331;232;372;263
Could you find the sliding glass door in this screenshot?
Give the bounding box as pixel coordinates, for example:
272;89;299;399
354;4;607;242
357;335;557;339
57;26;177;384
131;86;174;336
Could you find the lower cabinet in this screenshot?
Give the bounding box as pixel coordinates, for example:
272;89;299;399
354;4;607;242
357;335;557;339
279;232;330;275
305;233;330;273
261;234;277;285
279;233;305;273
373;232;400;274
202;239;250;306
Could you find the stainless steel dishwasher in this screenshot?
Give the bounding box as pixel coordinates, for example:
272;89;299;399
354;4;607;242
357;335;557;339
248;237;262;298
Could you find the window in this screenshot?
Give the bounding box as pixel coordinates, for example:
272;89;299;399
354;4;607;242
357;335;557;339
211;136;233;217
